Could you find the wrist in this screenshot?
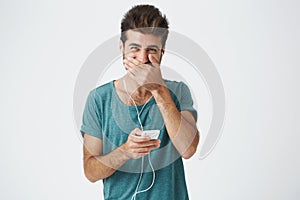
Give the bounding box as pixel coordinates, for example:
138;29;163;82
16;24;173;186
118;144;131;160
151;84;167;98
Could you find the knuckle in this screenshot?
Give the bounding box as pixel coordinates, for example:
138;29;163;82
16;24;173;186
144;147;150;152
128;143;134;149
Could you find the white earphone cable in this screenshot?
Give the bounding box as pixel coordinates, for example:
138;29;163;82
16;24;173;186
123;79;156;200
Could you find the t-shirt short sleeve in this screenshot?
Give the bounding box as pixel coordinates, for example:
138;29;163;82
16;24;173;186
80;90;103;139
178;82;198;122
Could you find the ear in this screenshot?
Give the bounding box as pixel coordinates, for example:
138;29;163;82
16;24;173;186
161;49;165;55
119;40;124;52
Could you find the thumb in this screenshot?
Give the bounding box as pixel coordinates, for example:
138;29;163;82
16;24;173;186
132;128;142;136
148;54;158;65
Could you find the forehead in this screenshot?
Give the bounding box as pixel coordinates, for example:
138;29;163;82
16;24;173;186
124;30;162;48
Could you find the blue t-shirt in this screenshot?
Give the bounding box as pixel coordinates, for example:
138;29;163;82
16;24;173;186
81;80;197;200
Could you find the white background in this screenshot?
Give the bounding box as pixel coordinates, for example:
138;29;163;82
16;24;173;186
1;0;299;199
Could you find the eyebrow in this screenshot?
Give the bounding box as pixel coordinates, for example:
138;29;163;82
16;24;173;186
128;43;160;49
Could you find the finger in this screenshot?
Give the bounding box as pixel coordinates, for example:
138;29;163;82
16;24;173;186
133;148;150;154
127;56;142;66
136;139;160;146
125;57;151;73
127;57;151;71
133;143;161;153
130;135;151;143
125;57;143;69
124;58;137;70
127;67;137;77
148;54;159;65
129;129;151;142
130;140;161;150
124;62;138;77
130;128;142;136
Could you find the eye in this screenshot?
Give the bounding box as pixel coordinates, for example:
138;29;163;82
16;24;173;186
147;48;158;54
130;46;139;52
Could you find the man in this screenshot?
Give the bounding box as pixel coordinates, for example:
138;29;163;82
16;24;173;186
81;4;200;200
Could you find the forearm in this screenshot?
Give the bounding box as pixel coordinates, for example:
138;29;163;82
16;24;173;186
152;86;199;159
84;144;129;182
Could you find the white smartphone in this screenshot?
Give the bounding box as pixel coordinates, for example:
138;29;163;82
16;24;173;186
141;130;160;140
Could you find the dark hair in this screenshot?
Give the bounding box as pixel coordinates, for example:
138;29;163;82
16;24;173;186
120;5;169;47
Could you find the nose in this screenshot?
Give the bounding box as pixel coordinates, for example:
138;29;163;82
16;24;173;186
136;50;149;64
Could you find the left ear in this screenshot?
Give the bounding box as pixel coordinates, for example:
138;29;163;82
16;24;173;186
161;49;165;55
